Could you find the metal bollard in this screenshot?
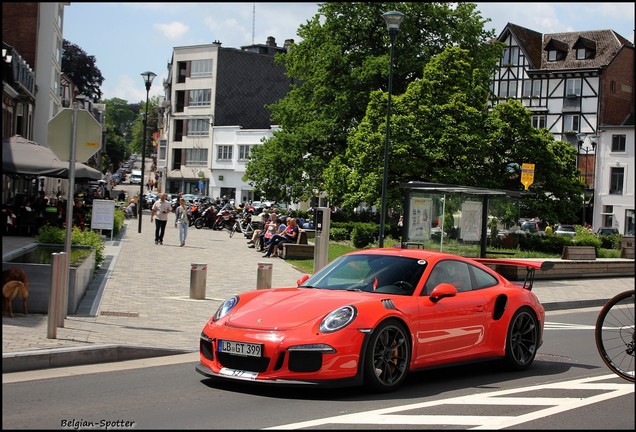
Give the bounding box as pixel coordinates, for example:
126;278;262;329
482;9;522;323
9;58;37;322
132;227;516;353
190;263;207;299
47;253;65;338
256;262;272;290
57;252;68;327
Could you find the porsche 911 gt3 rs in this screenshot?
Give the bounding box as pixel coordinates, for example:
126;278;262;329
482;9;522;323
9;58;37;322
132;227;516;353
196;248;553;392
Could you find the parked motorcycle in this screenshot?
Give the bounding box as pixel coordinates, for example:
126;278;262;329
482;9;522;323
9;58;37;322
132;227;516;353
212;204;238;231
194;204;218;229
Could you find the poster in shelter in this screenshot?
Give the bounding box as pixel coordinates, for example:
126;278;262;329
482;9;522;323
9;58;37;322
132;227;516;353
460;201;482;241
409;197;432;241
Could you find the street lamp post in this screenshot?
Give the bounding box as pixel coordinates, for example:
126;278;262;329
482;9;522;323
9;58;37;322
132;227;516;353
138;71;157;234
576;133;598;226
379;10;405;248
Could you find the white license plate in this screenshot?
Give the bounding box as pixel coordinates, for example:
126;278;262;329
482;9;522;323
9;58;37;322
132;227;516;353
218;339;263;357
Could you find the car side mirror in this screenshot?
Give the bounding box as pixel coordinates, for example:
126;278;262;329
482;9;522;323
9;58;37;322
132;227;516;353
297;274;310;286
429;283;458;303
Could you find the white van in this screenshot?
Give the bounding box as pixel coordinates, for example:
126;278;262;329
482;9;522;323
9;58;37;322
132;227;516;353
130;169;142;184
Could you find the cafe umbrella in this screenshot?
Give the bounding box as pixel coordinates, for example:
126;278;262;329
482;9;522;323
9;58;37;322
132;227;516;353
2;135;102;181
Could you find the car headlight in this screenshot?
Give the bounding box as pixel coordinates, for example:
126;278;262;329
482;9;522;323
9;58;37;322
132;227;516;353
213;295;239;321
319;306;357;333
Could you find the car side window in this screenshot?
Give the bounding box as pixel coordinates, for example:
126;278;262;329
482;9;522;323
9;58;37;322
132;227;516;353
471;265;498;290
424;260;473;295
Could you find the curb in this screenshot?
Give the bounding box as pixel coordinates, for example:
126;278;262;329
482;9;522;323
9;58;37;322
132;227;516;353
2;344;192;373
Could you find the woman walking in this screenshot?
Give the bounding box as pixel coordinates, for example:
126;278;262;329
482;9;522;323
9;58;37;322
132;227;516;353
175;197;189;247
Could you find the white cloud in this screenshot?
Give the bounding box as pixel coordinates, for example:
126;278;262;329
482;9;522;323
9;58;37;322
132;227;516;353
154;21;190;40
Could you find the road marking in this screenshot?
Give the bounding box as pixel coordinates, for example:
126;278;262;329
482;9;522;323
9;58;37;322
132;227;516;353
265;374;633;430
544;322;596;330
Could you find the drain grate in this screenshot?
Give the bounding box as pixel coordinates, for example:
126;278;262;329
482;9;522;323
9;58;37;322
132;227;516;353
100;311;140;317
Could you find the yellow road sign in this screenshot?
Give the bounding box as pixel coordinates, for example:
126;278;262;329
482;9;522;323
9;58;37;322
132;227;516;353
521;163;535;190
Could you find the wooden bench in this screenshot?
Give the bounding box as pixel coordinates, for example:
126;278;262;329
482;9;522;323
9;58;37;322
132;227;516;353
561;246;596;260
281;229;314;259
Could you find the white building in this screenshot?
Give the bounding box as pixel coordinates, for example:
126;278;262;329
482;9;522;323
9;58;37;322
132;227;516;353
160;37;292;206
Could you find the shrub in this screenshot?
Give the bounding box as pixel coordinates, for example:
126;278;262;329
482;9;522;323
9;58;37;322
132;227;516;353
36;225;105;268
351;224;376;248
597;233;622;250
329;227;349;242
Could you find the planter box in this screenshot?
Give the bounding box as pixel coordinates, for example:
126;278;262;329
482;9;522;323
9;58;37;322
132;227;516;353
2;244;96;315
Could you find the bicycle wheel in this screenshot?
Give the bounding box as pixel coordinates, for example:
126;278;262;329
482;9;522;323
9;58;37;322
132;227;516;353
229;222;238;238
595;290;635;382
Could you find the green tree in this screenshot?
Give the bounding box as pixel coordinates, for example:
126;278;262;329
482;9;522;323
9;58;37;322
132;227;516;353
327;45;494;211
130;97;159;156
102;98;136;170
244;2;498;204
61;40;104;101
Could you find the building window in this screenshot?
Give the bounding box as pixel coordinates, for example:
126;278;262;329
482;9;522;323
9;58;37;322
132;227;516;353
502;47;519;65
238;145;254;161
626;209;635;236
610;81;616;93
563;114;579;132
158;139;167;161
566;78;582;97
531;115;546;129
185;148;208;166
602;205;614;229
217;145;233;161
191;59;212;77
609;167;624;195
611;134;626;152
548;50;557;61
189;89;211;107
576;48;587;60
523;80;541;98
187;119;209;136
498;80;517;98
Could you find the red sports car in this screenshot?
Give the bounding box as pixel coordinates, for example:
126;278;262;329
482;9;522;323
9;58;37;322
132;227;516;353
196;248;553;392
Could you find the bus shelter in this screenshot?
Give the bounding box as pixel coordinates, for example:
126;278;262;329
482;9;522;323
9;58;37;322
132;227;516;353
400;181;530;258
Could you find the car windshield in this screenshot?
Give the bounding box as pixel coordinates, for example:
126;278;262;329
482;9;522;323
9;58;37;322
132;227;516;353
559;225;575;232
299;254;427;296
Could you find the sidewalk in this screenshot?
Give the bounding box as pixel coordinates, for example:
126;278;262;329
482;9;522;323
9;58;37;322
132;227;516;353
2;220;634;373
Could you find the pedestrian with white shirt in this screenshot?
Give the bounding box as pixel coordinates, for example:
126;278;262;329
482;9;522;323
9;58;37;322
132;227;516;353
150;193;171;245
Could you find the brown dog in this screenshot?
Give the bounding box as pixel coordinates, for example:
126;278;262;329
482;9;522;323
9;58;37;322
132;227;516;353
3;268;29;317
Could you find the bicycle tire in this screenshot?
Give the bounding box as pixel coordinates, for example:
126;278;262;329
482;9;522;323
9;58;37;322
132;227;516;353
594;290;635;382
229;222;238;238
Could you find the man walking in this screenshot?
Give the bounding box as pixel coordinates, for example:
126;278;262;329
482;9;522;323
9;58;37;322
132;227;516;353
150;193;171;245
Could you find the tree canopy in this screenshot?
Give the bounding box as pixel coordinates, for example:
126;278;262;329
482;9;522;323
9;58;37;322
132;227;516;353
61;40;104;101
244;2;584;224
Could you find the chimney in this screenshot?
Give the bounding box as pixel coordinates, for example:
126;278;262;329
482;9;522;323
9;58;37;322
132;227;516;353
266;36;276;47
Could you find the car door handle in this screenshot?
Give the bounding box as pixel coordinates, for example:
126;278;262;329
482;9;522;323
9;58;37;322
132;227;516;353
475;305;484;312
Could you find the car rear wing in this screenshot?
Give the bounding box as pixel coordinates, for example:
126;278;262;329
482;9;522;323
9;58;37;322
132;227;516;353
474;259;554;291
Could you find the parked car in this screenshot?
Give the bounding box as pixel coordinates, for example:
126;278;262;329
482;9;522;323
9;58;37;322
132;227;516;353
596;227;619;236
196;248;554;392
144;193;159;208
555;224;577;237
520;220;540;233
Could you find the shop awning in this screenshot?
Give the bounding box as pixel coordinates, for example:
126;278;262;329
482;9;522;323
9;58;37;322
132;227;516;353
2;135;102;181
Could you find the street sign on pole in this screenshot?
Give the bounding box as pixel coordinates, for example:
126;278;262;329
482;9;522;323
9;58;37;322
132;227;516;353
47;108;102;162
521;163;535;190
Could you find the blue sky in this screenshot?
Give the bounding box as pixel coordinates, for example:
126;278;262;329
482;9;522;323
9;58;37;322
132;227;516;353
62;2;635;103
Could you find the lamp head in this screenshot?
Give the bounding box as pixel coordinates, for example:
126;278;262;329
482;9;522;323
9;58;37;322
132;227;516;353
140;71;157;90
576;132;587;145
382;11;405;33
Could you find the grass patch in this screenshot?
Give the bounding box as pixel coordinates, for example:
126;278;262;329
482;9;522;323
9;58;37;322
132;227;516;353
284;237;622;274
